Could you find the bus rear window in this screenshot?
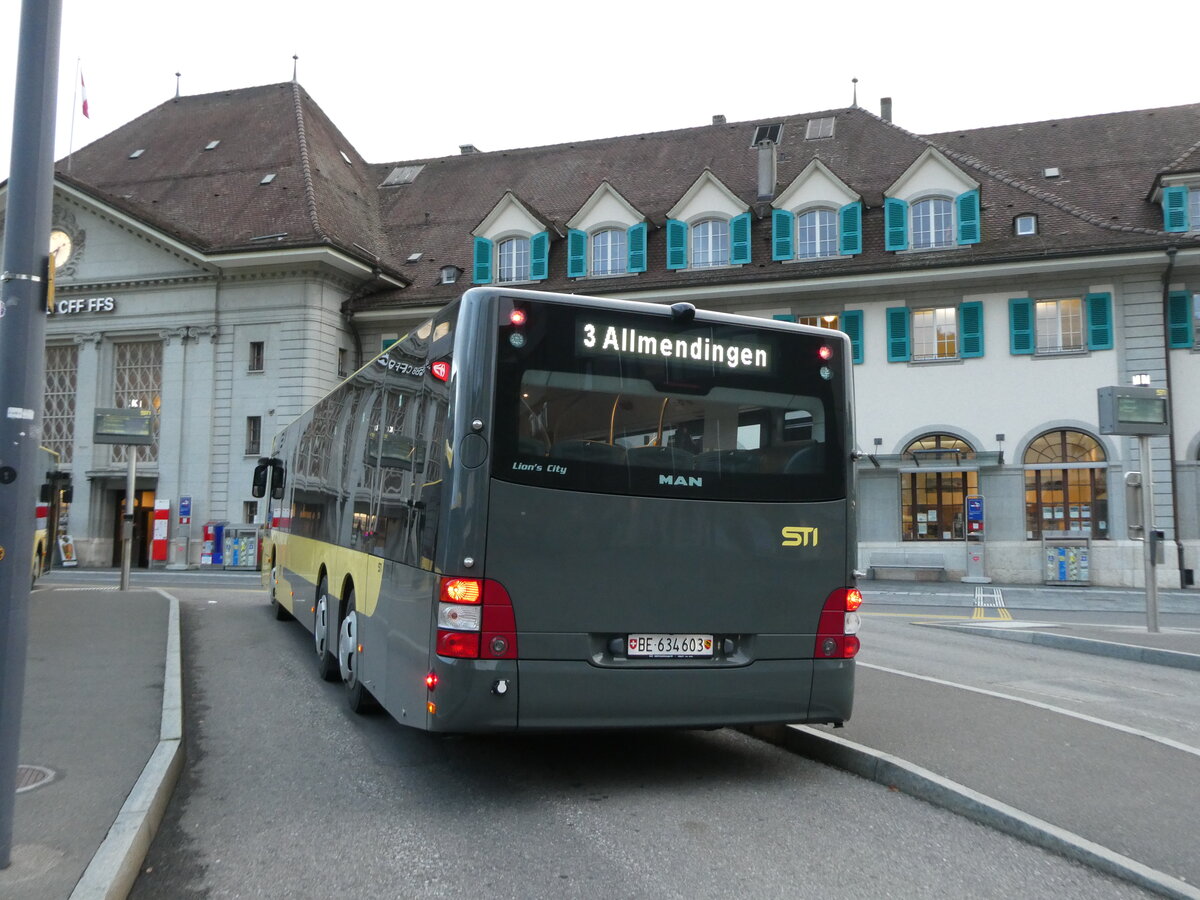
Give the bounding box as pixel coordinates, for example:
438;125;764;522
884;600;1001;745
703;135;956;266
492;301;847;502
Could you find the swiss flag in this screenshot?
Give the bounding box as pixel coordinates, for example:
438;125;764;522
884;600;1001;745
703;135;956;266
80;70;89;118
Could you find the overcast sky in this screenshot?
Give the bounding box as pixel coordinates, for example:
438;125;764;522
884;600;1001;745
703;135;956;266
1;0;1196;182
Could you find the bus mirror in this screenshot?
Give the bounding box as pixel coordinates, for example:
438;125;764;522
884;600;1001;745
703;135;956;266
252;461;270;499
270;459;286;500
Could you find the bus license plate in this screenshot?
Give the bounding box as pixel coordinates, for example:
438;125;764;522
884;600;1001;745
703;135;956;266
627;634;714;658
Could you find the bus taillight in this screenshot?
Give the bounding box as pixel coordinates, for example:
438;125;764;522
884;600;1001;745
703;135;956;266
815;587;862;659
436;577;518;660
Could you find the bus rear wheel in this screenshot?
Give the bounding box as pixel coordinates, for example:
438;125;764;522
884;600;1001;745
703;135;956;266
339;591;376;714
314;579;338;681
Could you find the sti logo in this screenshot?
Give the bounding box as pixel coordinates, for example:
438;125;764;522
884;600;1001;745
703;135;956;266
430;361;450;382
781;526;819;547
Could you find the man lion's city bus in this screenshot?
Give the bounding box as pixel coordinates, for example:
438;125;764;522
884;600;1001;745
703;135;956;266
254;288;861;732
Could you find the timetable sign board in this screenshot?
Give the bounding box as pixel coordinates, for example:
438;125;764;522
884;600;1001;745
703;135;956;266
1097;387;1170;436
94;407;155;445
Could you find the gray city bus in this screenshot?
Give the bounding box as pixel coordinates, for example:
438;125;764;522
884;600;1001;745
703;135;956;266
254;287;861;732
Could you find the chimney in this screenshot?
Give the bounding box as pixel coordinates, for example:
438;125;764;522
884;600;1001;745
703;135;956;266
712;114;726;125
880;97;893;123
459;144;479;155
756;140;777;201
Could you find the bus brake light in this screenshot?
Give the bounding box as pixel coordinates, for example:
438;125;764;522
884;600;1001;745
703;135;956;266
815;587;862;659
509;308;527;326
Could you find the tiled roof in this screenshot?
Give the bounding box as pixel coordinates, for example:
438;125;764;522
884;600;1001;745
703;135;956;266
53;84;1200;311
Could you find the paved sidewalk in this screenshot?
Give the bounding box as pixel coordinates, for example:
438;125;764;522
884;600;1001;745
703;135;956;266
0;586;181;900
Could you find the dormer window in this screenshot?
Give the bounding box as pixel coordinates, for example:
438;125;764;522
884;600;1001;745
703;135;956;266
497;237;530;283
796;209;838;258
691;219;730;268
1015;214;1037;236
591;229;627;276
1161;184;1200;232
771;161;863;261
885;149;981;252
439;266;460;285
471;192;550;284
665;172;751;271
911;198;954;249
885;190;980;251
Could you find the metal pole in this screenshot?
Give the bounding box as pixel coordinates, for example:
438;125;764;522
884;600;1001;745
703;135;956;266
120;452;136;590
1139;434;1159;633
0;0;63;869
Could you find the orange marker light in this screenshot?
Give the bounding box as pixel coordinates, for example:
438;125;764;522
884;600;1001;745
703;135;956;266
441;578;482;604
846;588;863;612
427;701;437;715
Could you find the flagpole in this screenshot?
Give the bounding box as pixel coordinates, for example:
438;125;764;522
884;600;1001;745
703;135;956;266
67;57;78;173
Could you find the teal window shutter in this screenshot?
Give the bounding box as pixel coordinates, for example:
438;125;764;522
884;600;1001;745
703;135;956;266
772;209;794;260
567;229;587;278
472;236;493;284
1167;290;1193;348
839;202;862;255
772;314;796;322
730;213;751;264
529;231;549;281
627;223;647;273
666;219;688;269
959;301;984;357
1085;292;1113;350
885;198;908;251
886;307;910;362
956;190;981;245
1162;186;1189;233
841;309;864;364
1008;298;1034;354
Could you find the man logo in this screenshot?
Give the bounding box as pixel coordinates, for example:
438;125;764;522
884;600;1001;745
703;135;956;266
659;475;703;487
431;361;450;382
781;526;818;547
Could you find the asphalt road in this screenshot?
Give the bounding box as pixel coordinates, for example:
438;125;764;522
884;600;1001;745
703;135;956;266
122;584;1153;899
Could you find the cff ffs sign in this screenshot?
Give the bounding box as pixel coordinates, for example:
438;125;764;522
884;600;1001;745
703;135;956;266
51;296;116;316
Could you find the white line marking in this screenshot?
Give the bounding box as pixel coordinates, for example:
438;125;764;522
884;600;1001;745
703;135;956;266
861;661;1200;760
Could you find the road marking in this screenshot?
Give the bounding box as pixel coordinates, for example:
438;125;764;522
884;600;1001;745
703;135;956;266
863;611;978;621
861;662;1200;760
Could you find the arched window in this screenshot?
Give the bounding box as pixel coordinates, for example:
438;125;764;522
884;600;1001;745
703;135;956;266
497;237;530;283
692;219;730;268
1023;429;1108;539
911;198;953;249
901;434;977;542
796;208;838;259
591;229;627;276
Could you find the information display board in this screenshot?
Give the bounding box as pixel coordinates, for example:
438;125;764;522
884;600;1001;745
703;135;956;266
93;407;155;445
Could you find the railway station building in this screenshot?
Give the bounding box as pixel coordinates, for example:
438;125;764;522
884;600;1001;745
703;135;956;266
4;81;1198;587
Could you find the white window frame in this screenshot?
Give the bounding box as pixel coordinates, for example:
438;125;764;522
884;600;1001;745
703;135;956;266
911;198;954;250
248;341;265;373
796;208;838;259
1035;298;1084;354
591;228;627;276
1190;190;1200;233
691;218;730;268
497;236;530;283
1015;215;1037;236
911;306;958;360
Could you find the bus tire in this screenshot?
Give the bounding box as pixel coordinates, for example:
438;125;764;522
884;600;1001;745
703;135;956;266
269;566;290;621
339;591;376;714
314;578;339;681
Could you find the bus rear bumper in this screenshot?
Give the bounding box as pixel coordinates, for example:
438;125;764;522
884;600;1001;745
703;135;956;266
511;659;853;731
